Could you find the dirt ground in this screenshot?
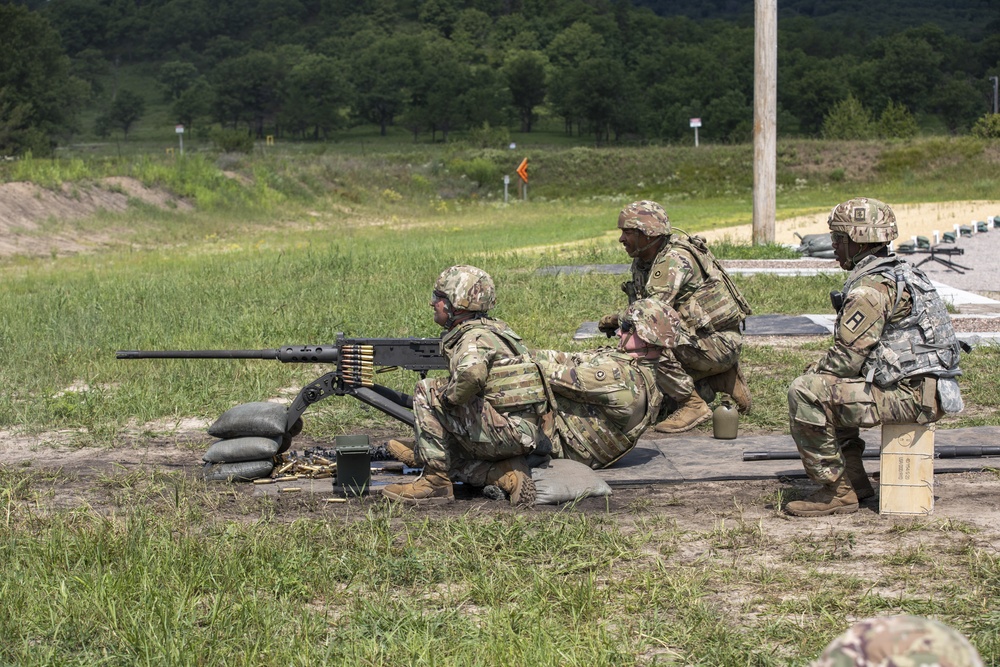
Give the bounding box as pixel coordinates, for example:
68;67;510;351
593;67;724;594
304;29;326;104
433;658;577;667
5;422;1000;551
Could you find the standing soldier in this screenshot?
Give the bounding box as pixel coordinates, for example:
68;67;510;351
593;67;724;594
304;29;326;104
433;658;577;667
785;198;965;517
598;200;753;433
382;265;543;507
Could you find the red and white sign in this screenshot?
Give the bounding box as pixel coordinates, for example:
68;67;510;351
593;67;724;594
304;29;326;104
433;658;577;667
689;118;702;128
175;125;184;134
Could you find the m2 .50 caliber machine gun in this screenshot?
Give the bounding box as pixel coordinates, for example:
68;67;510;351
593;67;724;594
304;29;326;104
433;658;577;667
116;334;447;440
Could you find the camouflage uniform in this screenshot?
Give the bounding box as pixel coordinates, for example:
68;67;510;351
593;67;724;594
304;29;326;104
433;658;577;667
531;347;662;469
811;615;984;667
613;201;752;407
413;316;543;486
788;203;962;487
384;265;540;506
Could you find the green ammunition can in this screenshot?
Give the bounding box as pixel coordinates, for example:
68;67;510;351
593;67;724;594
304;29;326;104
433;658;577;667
335;434;371;497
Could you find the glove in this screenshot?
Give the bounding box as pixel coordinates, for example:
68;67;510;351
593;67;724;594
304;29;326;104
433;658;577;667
598;314;620;337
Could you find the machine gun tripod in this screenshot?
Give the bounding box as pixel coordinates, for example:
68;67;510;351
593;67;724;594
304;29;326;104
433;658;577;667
914;245;972;274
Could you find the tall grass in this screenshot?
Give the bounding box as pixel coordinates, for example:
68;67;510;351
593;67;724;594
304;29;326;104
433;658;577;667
1;469;997;665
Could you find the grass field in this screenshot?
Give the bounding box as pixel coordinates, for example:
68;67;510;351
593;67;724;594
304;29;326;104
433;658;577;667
1;137;999;665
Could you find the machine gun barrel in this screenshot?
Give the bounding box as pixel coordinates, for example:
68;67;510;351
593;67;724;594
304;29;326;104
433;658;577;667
116;346;340;363
116;336;446;435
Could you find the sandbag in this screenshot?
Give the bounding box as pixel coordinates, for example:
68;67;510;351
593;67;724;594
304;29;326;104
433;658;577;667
203;436;282;463
208;402;288;438
532;458;612;505
202;459;274;482
795;232;834;258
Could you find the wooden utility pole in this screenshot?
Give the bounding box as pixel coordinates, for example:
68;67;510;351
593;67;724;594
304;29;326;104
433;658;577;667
753;0;777;245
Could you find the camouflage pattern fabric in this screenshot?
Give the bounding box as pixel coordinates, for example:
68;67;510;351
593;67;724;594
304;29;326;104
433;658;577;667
533;348;663;468
828;197;899;245
438;317;528;406
622;298;682;348
788;372;925;483
811;615;984;667
620;233;748;399
413;317;537;479
618;200;670;237
412;377;539;478
789;253;954;483
434;264;496;312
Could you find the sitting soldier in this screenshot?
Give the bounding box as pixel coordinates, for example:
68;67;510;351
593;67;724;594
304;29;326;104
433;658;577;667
785;197;965;517
382;264;543;507
599;200;753;434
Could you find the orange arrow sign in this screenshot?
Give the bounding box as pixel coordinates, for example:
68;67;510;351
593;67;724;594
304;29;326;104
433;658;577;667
516;158;528;183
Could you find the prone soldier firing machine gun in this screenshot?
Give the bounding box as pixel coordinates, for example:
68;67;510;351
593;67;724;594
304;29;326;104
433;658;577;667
117;334;446;451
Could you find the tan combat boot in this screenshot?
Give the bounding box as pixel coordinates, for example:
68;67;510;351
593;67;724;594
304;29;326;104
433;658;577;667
707;362;752;414
483;458;536;507
842;446;875;500
386;438;418;468
784;475;859;517
654;391;712;433
382;469;454;505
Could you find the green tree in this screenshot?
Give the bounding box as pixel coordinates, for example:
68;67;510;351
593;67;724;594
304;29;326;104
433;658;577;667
821;94;876;140
0;4;82;156
502;50;548;133
877;100;918;139
931;76;988;134
970;113;1000;139
97;89;146;139
173;77;214;134
350;35;420;136
159;61;200;102
282;54;351;139
211;51;284;137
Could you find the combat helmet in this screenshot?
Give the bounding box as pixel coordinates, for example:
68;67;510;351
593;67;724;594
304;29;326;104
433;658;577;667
622;299;681;348
828;197;898;244
618;200;670;237
433;265;496;312
811;615;984;667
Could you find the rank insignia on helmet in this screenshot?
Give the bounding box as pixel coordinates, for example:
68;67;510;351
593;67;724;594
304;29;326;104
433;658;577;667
853;206;866;221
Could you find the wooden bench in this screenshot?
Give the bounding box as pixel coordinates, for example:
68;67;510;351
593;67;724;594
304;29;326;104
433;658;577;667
879;423;935;516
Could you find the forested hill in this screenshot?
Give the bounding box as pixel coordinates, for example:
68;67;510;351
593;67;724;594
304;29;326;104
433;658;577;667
635;0;1000;40
2;0;999;157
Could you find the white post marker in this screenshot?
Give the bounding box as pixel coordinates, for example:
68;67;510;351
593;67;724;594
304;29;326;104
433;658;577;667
175;124;184;156
934;230;940;244
690;117;701;147
503;174;510;204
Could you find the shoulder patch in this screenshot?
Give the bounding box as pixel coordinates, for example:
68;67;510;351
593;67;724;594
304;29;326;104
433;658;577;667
837;286;886;345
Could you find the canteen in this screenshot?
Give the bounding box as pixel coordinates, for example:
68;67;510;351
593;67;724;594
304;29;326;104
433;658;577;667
712;402;739;440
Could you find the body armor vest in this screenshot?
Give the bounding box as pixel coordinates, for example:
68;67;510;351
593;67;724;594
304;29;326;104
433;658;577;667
844;256;962;388
440;318;528;358
625;235;751;334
